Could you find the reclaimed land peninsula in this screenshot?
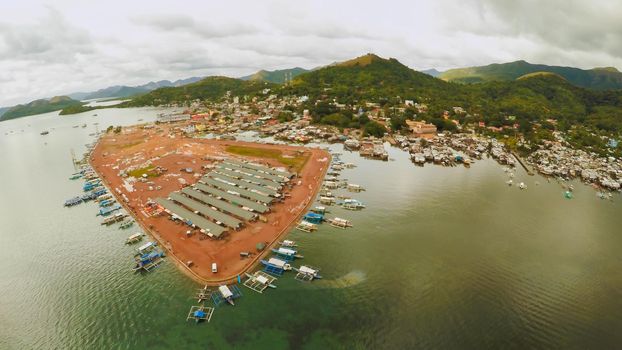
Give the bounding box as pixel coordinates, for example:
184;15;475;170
90;122;329;284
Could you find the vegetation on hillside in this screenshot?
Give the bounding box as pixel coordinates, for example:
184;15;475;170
240;67;309;83
122;77;274;107
2;96;82;120
439;60;622;90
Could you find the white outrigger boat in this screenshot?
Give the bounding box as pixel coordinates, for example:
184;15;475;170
278;239;297;247
518;182;527;189
339;198;366;210
293;265;323;281
218;285;236;306
328;217;352;229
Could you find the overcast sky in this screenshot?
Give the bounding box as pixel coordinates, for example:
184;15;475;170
0;0;620;106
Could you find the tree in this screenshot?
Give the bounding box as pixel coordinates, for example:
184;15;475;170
363;121;386;137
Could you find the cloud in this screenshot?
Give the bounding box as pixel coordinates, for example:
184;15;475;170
0;0;620;106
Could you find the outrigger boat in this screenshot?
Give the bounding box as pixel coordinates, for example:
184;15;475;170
125;232;144;244
69;173;82;180
328;217;352;229
260;257;292;275
244;272;277;291
186;305;213;323
99;199;116;207
97;205;121;216
119;220;134;229
97;194;113;202
338;198;366;210
311;206;327;214
101;212;127;225
133;251;165;272
296;221;317;232
278;239;297;247
218;285;236;306
346;183;365;192
293;265;323;281
303;212;324;224
271;247;304;260
64;196;83;207
195;285;211;303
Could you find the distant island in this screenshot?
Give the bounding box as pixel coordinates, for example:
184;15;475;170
1;96;82;120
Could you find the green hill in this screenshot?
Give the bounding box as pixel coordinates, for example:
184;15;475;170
1;96;82;120
439;60;622;90
240;67;308;83
122;76;274;107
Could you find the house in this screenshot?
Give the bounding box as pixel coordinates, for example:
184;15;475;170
405;120;437;136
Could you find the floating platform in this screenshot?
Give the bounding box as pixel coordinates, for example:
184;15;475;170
243;271;277;293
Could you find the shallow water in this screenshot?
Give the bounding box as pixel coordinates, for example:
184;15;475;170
1;109;622;349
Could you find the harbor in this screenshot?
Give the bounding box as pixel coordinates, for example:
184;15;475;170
2;108;622;348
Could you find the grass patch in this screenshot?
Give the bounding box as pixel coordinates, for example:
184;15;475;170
127;165;159;178
225;145;310;173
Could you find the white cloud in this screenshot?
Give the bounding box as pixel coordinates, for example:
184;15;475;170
0;0;620;106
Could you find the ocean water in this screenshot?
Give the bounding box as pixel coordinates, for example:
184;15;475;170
1;109;622;349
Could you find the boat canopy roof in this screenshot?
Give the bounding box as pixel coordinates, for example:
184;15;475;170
278;247;296;255
256;275;269;284
268;258;286;267
137;241;154;252
299;266;316;274
218;285;233;298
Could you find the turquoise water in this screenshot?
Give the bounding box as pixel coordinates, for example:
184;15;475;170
1;109;622;349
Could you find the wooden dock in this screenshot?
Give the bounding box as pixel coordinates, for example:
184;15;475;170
512;152;534;176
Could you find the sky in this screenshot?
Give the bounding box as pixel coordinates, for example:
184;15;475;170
0;0;621;106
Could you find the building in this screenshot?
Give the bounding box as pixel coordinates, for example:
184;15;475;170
405;120;437;136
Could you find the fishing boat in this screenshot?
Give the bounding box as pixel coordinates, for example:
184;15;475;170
311;206;327;214
101;212;127;225
218;285;236;306
328;217;352;229
40;131;49;135
186;305;213;323
506;179;513;186
346;184;364;192
125;232;144;244
119;220;134;229
195;285;211;303
293;265;323;281
564;191;574;199
97;194;113;202
271;247;304;260
260;257;292;275
137;241;156;254
99;199;116;207
319;196;335;205
244;272;277;292
69;174;82;180
64;196;83;207
339;198;366;210
518;182;527;190
278;239;297;247
97;205;121;216
303;212;324;224
133;250;165;272
296;221;317;232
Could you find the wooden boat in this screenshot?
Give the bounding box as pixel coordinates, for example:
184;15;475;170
101;212;127;225
64;196;82;207
195;285;210;303
339;199;365;210
260;257;292;275
296;221;317;232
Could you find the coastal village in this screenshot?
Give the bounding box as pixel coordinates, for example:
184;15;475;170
146;87;621;193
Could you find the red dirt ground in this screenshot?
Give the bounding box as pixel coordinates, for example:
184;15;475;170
90;123;329;284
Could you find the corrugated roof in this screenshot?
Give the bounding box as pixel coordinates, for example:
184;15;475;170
201;177;274;204
169;192;242;229
222;162;287;183
155;198;227;237
216;165;282;189
207;172;280;197
194;183;269;213
181;187;256;221
227;159;293;178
